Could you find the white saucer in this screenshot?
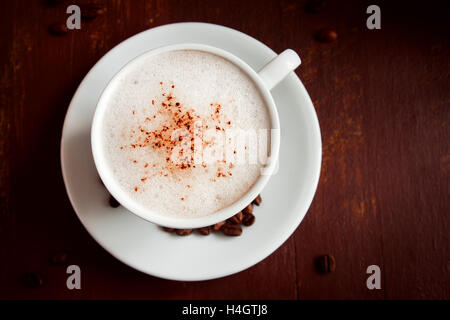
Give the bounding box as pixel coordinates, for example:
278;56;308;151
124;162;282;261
61;22;321;281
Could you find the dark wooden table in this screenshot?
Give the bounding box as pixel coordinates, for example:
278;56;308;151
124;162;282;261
0;0;449;300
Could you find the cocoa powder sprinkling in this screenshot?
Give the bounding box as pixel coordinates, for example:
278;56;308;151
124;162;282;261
121;84;236;196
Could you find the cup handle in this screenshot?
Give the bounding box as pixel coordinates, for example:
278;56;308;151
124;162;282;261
258;49;301;90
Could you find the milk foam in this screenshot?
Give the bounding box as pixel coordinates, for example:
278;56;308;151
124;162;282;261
101;50;270;218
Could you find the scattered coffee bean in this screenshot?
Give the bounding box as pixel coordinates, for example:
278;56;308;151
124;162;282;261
306;0;325;13
221;223;242;236
81;4;106;21
213;221;226;231
315;28;338;43
242;213;255;226
176;229;193;236
160;199;261;236
109;196;120;208
197;227;211;235
242;204;253;215
315;254;336;273
48;22;68;36
21;272;44;288
235;211;243;223
252;194;262;206
228;212;243;224
50;251;68;265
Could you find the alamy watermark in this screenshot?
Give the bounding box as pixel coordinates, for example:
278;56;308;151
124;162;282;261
366;5;381;30
162;123;279;176
66;5;81;30
366;265;382;290
66;265;81;290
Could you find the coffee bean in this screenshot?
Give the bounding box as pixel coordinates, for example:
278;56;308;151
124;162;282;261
242;204;253;215
315;254;336;273
48;23;68;36
197;227;211;235
50;251;68;265
162;227;174;233
221;223;242;236
236;211;243;223
306;0;325;13
21;272;44;288
213;221;226;231
175;229;193;236
252;195;262;206
227;212;243;224
242;213;255;226
109;196;120;208
315;28;338;43
81;4;106;21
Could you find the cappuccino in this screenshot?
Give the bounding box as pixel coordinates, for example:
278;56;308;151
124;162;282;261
101;50;270;218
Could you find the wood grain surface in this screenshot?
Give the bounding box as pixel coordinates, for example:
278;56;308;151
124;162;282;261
0;0;448;299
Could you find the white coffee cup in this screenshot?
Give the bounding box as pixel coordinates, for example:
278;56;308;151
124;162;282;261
91;43;300;229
